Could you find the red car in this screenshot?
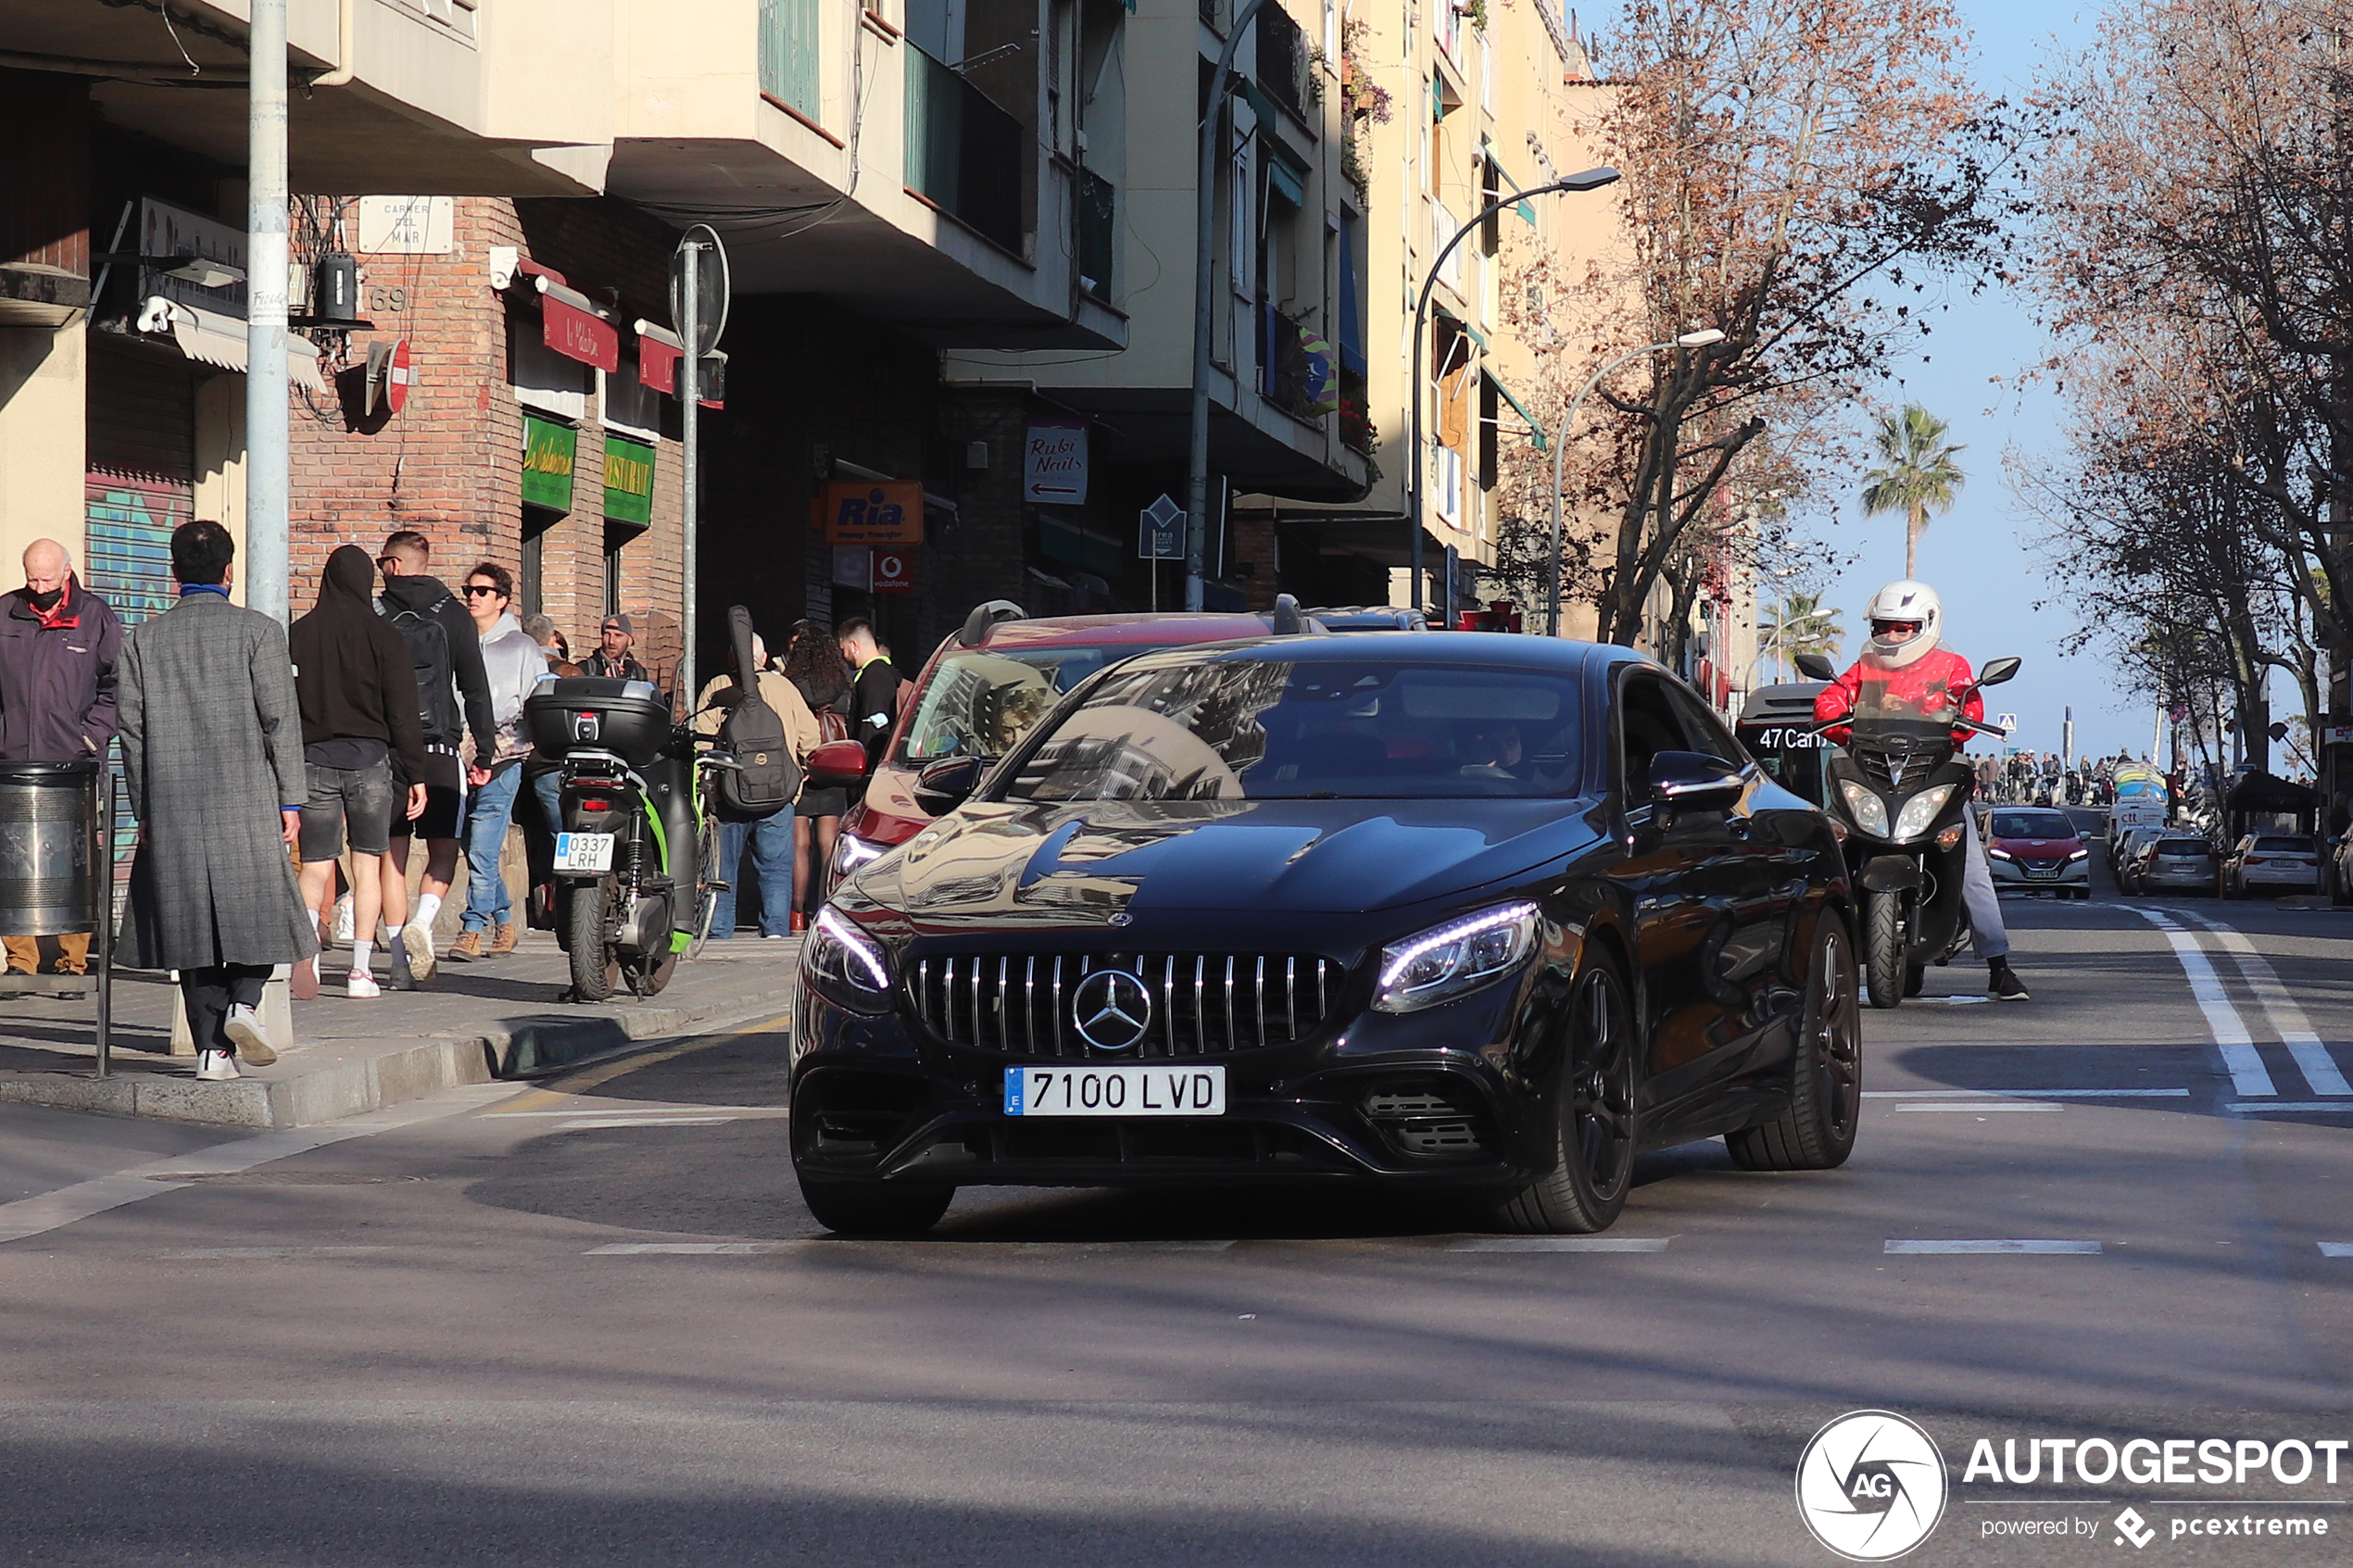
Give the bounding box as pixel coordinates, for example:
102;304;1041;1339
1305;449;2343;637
1982;806;2093;899
833;602;1319;882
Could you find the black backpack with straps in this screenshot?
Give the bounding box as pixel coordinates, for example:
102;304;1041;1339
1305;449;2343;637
382;591;459;743
715;605;798;818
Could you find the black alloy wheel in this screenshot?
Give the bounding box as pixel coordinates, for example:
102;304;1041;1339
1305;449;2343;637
1727;920;1862;1171
1496;953;1637;1235
799;1177;955;1236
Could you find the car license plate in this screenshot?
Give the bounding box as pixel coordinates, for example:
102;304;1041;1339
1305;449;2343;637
554;832;616;873
1003;1065;1226;1117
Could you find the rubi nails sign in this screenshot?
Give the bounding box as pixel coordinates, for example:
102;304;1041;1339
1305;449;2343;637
821;481;924;546
521;416;577;512
1023;420;1088;504
603;435;655;526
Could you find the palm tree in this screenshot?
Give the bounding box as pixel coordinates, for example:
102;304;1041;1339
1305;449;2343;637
1860;405;1967;579
1759;590;1843;680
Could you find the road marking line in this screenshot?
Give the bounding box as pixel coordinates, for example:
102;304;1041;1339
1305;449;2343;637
587;1241;795;1255
2124;907;2275;1095
2228;1101;2353;1114
1885;1239;2102;1255
1893;1103;2063;1112
2174;911;2353;1097
1865;1089;2190;1098
484;1105;774;1118
554;1116;738;1131
2322;1244;2353;1258
1448;1236;1671;1252
158;1246;390;1259
0;1083;520;1248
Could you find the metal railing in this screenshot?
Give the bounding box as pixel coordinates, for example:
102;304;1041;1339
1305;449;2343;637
905;44;1026;253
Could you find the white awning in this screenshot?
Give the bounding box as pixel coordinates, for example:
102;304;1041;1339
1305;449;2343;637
136;295;326;392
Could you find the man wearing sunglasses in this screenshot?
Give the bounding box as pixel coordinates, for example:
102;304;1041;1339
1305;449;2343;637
1815;579;2027;1000
447;563;546;961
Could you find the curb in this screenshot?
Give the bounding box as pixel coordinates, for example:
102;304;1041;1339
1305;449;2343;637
0;986;799;1131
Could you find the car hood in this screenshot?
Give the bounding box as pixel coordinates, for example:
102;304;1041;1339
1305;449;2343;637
1993;837;2080;855
863;797;1606;929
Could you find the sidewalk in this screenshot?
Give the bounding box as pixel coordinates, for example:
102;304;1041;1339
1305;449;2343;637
0;931;800;1131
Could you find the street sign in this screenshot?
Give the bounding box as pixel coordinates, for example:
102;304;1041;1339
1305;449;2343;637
669;224;730;356
873;549;914;594
1994;713;2019;734
364;335;413;415
1139;494;1184;558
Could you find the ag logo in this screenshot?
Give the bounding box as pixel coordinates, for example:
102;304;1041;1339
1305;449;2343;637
1795;1410;1947;1562
1070;968;1152;1050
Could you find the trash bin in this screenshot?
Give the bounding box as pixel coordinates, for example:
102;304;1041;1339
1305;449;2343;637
0;759;105;935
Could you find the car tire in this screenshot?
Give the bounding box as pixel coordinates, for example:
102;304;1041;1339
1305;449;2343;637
1863;889;1905;1010
1495;952;1637;1235
1728;921;1861;1172
799;1177;954;1237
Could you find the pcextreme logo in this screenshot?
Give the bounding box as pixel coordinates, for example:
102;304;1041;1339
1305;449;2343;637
1796;1410;1950;1562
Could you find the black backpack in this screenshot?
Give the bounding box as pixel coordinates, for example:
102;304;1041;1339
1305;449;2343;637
716;605;798;818
383;591;459;743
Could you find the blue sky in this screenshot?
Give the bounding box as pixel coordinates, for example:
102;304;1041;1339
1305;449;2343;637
1800;1;2143;759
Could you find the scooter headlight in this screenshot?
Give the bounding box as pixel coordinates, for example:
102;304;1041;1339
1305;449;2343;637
1837;780;1889;836
1893;784;1957;842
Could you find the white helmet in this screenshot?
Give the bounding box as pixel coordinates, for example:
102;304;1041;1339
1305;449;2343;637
1862;580;1942;668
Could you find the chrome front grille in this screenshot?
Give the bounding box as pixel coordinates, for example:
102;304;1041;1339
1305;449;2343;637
908;953;1343;1058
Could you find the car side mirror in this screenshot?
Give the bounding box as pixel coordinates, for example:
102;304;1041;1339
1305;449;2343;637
805;738;871;790
1978;657;2021;686
912;755;987;817
1793;653;1837;682
1648;750;1746;807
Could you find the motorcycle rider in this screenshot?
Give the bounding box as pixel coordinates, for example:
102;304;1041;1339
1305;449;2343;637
1813;581;2030;1001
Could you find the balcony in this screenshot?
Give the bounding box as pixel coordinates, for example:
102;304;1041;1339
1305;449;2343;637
906;44;1026;255
760;0;822;119
1255;6;1308;121
1078;169;1116;301
1260;299;1333;424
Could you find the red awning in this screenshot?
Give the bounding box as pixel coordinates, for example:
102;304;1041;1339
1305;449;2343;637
536;277;617;372
633;319;722;409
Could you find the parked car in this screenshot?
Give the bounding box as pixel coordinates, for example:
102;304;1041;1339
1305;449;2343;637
835;602;1324;884
1982;808;2092;898
794;634;1858;1236
2221;834;2322;898
2129;834;2221;897
2110;823;2167;877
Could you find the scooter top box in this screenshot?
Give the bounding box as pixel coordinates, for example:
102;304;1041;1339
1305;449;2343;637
525;677;673;767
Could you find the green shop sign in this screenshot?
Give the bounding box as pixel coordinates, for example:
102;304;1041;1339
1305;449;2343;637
603;434;655;526
521;415;577;512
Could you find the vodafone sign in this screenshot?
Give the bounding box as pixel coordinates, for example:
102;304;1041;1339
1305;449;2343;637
873;549;914;594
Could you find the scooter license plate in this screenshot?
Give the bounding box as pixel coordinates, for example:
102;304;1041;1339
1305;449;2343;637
554;832;616;873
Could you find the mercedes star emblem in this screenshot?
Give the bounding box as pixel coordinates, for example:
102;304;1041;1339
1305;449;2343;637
1070;969;1153;1051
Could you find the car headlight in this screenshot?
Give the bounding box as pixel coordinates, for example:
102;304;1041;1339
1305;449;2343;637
1986;847;2015;862
833;833;887;878
2067;847;2088;861
1373;901;1541;1013
1837;780;1890;836
1893;784;1957;842
803;906;896;1014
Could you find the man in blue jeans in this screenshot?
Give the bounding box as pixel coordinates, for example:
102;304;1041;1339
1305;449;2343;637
694;633;820;938
451;563;549;960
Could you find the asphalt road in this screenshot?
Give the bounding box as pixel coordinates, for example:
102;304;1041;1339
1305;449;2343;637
6;859;2353;1566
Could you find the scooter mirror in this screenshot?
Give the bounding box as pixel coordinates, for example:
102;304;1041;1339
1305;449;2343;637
1793;653;1838;682
1979;656;2021;686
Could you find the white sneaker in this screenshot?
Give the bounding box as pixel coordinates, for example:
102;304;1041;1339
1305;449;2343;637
400;924;436;983
346;970;382;999
223;1004;277;1066
332;892;355;944
195;1048;240;1082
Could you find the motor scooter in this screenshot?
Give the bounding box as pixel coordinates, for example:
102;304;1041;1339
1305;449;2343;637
1796;652;2020;1008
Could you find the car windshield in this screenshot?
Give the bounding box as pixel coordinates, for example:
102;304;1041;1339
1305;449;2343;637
1991;811;2073;839
1003;659;1583;802
897;646;1163;766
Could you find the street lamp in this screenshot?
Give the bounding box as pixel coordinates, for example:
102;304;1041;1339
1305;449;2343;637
1403;167;1620;616
1543;328;1724;637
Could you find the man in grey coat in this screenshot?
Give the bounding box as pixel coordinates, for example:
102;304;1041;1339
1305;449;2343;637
118;520;318;1082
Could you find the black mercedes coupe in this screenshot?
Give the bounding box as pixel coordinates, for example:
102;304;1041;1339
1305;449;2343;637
791;633;1860;1235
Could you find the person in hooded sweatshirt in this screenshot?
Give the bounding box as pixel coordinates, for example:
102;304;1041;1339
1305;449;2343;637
290;546;429;998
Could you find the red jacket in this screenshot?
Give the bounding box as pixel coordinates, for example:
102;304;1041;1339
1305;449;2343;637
1812;646;1983;744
